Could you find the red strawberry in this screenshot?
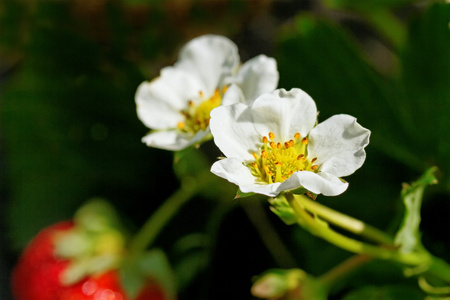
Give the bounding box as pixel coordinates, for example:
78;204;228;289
11;221;74;300
60;271;127;300
60;271;167;300
12;221;168;300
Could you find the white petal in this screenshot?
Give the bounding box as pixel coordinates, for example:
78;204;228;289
210;103;261;161
221;84;246;106
135;67;205;130
280;171;349;196
308;114;370;177
175;35;240;96
234;55;279;104
252;88;317;141
142;130;193;151
210;158;281;197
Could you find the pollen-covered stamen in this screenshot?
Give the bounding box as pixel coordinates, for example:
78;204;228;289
248;132;320;184
178;86;227;134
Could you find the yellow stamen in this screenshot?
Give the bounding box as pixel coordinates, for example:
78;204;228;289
247;132;320;184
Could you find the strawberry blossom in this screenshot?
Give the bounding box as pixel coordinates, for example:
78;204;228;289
135;34;279;151
210;88;370;197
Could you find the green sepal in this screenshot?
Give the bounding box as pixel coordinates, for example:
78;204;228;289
235;189;256;199
394;167;438;254
121;249;177;300
269;196;297;225
289;187;308;195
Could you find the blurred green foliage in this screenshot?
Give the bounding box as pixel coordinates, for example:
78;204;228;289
1;0;449;299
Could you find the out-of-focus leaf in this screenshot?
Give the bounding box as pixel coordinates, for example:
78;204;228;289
398;3;450;186
171;233;208;291
1;1;176;250
394;167;438;253
122;249;177;300
342;285;424;300
323;0;414;10
276;14;409;165
323;0;412;47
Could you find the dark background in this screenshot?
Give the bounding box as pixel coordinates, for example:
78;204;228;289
1;0;449;299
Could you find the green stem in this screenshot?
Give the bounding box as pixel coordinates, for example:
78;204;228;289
241;198;298;268
319;254;372;289
299;195;394;245
129;172;210;255
286;193;428;266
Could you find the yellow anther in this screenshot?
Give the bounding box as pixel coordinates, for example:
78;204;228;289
248;131;320;185
213;89;220;99
177;122;185;130
188;100;194;107
222;85;229;94
199;91;204;98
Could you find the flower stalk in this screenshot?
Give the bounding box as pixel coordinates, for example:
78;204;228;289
285;192;450;284
129;171;212;255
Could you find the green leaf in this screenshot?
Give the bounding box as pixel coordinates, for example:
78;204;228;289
398;3;450;184
343;285;424;300
171;233;208;291
394;167;438;253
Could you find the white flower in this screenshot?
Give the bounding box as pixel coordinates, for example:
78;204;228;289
210;88;371;197
135;34;279;151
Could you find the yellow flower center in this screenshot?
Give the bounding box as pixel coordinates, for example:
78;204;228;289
248;132;319;184
177;86;227;134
